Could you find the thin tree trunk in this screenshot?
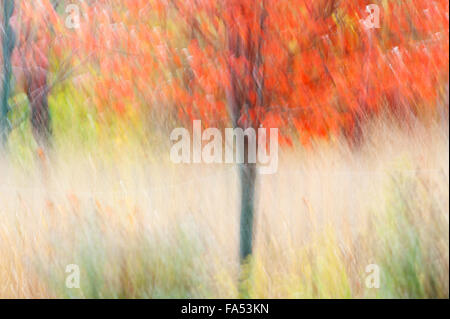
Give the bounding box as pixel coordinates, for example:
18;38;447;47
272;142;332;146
239;150;257;262
237;135;257;298
1;0;15;149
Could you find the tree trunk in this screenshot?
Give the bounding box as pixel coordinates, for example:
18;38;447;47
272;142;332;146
237;133;257;298
239;158;257;262
0;0;15;149
27;79;51;148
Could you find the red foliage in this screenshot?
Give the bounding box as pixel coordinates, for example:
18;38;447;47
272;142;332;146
155;0;449;144
12;0;448;146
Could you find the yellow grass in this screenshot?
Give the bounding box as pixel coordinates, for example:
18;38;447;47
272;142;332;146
0;118;448;298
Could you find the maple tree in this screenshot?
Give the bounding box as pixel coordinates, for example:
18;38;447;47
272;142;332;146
149;0;449;273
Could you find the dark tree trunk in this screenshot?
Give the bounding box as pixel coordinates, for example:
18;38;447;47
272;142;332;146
238;147;257;263
27;80;51;148
1;0;15;149
237;134;257;298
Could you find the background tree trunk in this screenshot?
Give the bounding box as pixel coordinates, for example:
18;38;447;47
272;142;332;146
27;76;51;148
0;0;15;149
